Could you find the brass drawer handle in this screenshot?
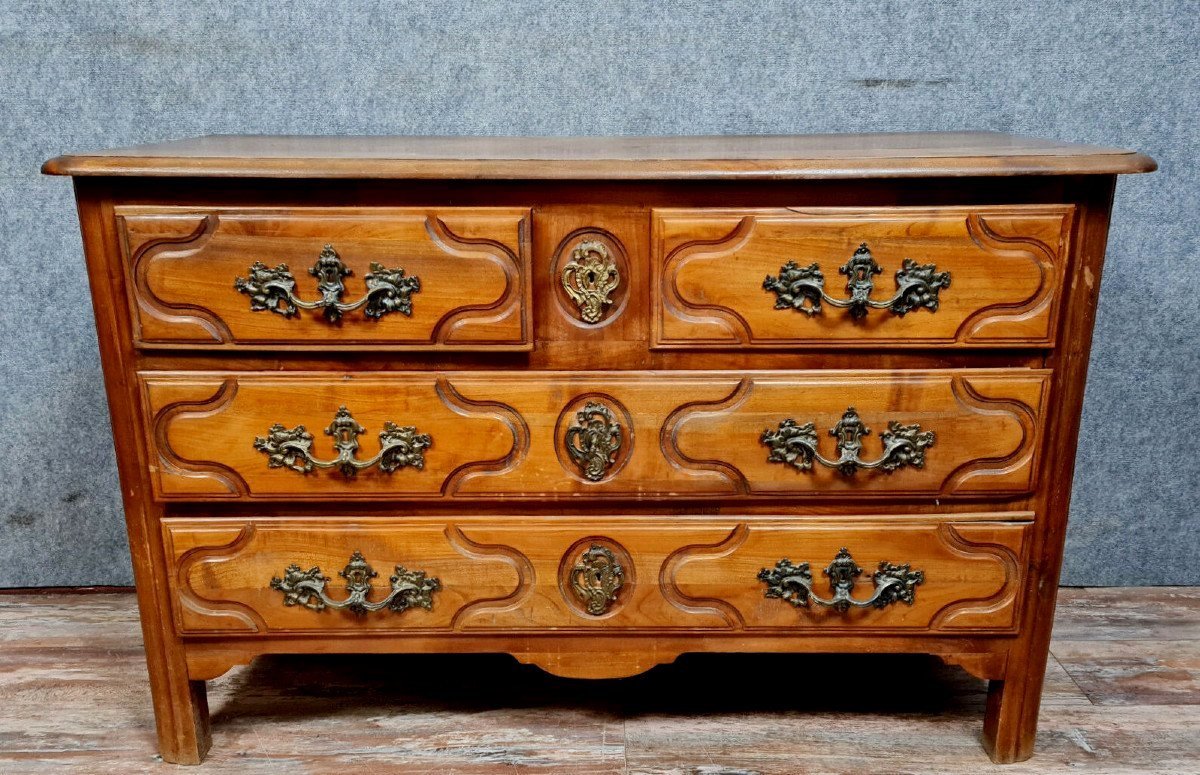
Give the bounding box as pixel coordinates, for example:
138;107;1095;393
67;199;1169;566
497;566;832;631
254;406;431;477
761;406;934;476
235;244;421;322
271;551;440;615
758;548;924;613
762;243;950;319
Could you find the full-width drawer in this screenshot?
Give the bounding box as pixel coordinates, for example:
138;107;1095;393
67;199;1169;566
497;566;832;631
163;516;1031;635
652;205;1073;348
141;370;1050;501
116;206;532;349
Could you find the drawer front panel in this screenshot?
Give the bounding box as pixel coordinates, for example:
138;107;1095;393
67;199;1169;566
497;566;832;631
117;207;531;349
143;370;1049;501
163;516;1030;635
653;206;1073;348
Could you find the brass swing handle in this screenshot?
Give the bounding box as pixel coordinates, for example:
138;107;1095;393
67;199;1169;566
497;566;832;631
270;551;440;615
234;244;421;322
761;406;934;476
758;548;924;613
762;243;950;319
253;406;431;477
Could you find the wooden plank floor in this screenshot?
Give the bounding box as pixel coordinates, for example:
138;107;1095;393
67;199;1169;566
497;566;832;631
0;588;1196;773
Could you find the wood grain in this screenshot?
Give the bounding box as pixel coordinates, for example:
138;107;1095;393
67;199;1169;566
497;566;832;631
653;206;1072;348
45;136;1154;764
162;516;1029;641
0;589;1195;774
118;206;532;349
41;132;1158;178
140;370;1051;501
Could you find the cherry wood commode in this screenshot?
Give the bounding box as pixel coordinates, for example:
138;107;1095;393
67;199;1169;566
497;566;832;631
45;133;1154;764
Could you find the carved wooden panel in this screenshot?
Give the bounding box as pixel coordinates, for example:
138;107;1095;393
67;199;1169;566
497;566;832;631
164;516;1029;636
142;370;1049;501
162;519;525;634
652;206;1073;348
667;520;1031;633
117;207;531;349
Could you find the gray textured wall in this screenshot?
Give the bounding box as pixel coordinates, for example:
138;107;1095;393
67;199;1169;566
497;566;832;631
1;1;1195;587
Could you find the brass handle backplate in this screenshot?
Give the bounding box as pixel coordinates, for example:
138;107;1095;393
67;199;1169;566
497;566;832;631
561;240;619;323
564;401;623;481
271;551;440;615
758;547;924;613
235;244;421;322
254;406;431;477
761;406;934;476
763;243;950;319
570;545;625;615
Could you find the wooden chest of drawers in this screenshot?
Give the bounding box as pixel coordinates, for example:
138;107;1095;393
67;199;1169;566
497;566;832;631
45;133;1154;764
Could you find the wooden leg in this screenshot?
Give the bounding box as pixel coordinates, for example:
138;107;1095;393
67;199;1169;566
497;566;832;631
981;654;1047;764
150;673;211;765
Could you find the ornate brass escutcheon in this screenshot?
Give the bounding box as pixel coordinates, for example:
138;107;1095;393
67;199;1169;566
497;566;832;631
234;243;421;322
254;406;431;477
270;550;440;615
564;401;623;481
761;406;934;476
561;240;620;323
570;545;625;615
762;242;950;319
758;548;924;613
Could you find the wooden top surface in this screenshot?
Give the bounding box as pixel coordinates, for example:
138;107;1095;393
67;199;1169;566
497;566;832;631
42;132;1155;179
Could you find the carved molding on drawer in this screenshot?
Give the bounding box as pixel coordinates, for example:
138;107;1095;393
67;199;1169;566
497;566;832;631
665;521;1029;634
171;524;268;633
659;525;749;628
144;375;520;500
652;206;1072;348
164;521;525;634
423;215;528;345
126;213;231;343
435;378;530;496
657;215;758;345
942;375;1048;494
118;207;531;348
659;379;752;496
443;526;535;630
958;214;1064;342
666;373;1050;497
928;524;1027;631
150;378;250;498
144;372;1046;501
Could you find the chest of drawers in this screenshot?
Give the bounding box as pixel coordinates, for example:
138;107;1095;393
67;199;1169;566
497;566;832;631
44;133;1154;764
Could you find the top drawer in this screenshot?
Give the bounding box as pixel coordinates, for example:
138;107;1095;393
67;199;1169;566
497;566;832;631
652;205;1073;349
116;207;532;350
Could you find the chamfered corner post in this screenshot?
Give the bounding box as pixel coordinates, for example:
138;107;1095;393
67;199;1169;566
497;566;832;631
70;178;212;764
981;670;1043;764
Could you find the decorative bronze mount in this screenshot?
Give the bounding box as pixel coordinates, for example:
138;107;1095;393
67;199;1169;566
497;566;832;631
758;548;924;613
564;401;623;481
270;550;440;615
761;406;934;476
762;243;950;319
254;406;431;477
234;244;421;322
561;240;620;323
570;544;625;615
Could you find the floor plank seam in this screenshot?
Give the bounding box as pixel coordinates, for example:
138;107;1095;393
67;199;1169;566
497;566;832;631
1047;650;1098;707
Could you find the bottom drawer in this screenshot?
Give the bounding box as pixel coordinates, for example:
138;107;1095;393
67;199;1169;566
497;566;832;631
164;515;1031;636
